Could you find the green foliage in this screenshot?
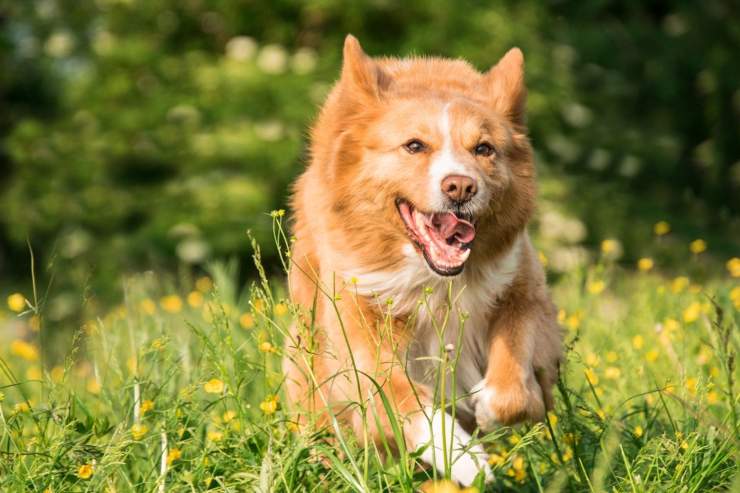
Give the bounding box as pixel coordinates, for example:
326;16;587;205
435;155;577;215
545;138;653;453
0;228;738;491
1;0;738;304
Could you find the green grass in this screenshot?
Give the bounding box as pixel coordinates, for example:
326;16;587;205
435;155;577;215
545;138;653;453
0;218;738;492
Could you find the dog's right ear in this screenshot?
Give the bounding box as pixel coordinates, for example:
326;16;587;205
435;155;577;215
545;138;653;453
341;35;391;101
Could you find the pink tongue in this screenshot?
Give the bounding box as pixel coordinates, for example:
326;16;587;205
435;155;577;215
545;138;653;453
433;212;476;243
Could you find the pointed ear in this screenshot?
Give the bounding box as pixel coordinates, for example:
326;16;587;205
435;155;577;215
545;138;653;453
484;48;526;125
341;34;390;100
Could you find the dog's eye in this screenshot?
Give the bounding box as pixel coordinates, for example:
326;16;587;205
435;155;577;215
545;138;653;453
403;139;426;154
473;143;495;157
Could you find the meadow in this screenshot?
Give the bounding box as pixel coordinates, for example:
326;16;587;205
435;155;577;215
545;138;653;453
1;215;738;492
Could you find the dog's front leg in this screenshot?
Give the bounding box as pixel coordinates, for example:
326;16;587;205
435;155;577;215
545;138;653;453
472;296;556;430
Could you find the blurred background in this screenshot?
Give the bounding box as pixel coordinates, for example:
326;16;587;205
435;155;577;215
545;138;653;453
1;0;738;330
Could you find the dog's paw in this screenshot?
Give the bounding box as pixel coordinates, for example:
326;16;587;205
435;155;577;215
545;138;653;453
471;377;545;431
414;407;493;486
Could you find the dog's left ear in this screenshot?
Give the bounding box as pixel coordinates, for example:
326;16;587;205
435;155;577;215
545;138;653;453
484;48;526;126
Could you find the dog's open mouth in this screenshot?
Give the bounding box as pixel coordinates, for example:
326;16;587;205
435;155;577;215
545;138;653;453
396;198;476;276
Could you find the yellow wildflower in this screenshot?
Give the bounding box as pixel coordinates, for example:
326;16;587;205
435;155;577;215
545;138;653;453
196;276;213;292
160;295;183;313
605;366;621;380
167;448;182;465
512;455;525;471
683;302;702;323
203;378;225;394
14;402;30;413
538;250;548;267
730;286;740;310
645;350;659;362
600;238;622;259
26;366;42;380
131;423;148;440
586;280;605;295
86;379;101;394
252;299;265;313
633;425;643;438
562;447;573;462
222;410;237;423
50;366;65;383
77;463;93;479
547;411;558;428
187;291;204;308
685;377;697;395
706;391;719;404
239;313;254;329
637;257;654;272
671;276;690;293
259;341;275;353
7;293;27;312
11;340;39;361
632;335;644;350
566;312;581;331
689;239;706;254
680;440;689;451
140;298;156;315
606;351;618;362
710;366;720;378
140;400;154;414
508;434;521;445
286;421;300;433
260;395;279;415
727;257;740;278
207;430;223;442
584;367;599;386
488;452;506;466
654;221;670;236
274;303;288;316
664;318;680;332
585;353;600;367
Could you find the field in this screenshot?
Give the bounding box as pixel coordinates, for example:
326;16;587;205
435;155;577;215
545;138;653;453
1;216;738;492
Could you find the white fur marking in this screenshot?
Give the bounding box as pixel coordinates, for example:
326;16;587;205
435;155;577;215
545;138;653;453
427;105;491;213
414;407;492;486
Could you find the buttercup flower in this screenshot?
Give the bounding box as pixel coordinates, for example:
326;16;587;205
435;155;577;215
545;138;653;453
10;340;39;361
260;395;279;415
187;291;204;308
683;302;702;323
140;400;154;414
587;280;605;294
727;257;740;278
632;335;644;349
131;423;148;440
689;239;706;254
167;448;182;465
637;257;654;272
77;463;93;479
633;425;644;437
7;293;27;312
203;378;225;394
239;313;254;329
160;295;182;313
654;221;670;236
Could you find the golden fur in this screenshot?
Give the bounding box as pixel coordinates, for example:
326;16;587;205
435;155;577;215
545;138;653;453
283;35;562;485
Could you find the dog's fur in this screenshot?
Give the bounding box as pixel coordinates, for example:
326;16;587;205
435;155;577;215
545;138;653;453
283;35;562;485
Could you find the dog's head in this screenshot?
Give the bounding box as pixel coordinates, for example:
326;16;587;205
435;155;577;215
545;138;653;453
314;35;536;276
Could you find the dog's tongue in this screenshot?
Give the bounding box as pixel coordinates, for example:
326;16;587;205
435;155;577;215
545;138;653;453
432;212;476;243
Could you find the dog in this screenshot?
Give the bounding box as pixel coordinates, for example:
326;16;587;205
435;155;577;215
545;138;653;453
283;35;562;486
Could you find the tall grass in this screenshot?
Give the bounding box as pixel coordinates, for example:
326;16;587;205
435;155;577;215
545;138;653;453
0;214;738;492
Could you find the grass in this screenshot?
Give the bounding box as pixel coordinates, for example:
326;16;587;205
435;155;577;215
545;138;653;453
0;215;738;492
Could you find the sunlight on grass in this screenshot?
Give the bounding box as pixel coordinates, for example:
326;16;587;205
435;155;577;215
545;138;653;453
0;215;737;492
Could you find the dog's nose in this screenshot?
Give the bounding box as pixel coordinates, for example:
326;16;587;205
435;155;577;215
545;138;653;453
441;174;477;203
